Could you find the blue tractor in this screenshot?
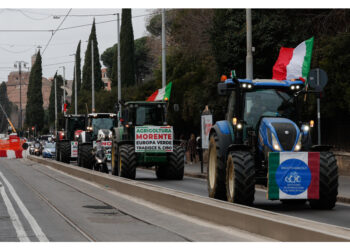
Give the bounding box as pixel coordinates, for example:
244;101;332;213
208;72;338;209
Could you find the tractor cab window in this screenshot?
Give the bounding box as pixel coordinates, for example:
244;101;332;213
244;90;294;127
67;117;85;140
226;91;236;121
133;105;165;126
91;118;115;135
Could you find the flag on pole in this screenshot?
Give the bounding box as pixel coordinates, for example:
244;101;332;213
147;82;172;101
268;152;319;200
272;37;314;82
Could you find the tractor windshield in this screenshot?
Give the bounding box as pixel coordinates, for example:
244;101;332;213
132;105;165;126
244;90;295;127
92;118;115;135
67;117;85;140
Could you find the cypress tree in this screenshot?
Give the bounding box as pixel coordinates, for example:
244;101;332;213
82;19;104;91
70;40;81;113
25;51;44;132
48;74;63;126
120;8;135;86
0;82;11;133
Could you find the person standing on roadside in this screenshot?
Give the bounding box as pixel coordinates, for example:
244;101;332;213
188;133;197;164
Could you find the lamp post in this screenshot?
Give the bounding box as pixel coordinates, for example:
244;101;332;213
14;61;28;133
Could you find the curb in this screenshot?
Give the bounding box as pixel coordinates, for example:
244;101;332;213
28;155;350;242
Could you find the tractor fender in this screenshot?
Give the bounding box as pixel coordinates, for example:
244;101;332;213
209;121;234;162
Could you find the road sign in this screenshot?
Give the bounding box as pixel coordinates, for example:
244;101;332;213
308;68;328;92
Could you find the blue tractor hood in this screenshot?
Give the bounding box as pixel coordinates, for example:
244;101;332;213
258;117;301;152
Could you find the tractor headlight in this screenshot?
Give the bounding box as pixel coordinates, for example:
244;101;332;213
108;131;113;139
302;124;310;132
271;133;281;151
294;133;302;151
236;123;243;130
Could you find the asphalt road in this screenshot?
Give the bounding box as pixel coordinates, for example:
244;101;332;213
135;168;350;229
0;158;269;242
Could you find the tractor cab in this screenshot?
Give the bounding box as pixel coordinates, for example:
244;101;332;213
86;113;117;141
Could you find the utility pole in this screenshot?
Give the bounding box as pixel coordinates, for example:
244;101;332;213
246;9;253;80
14;61;28;133
162;9;166;88
54;73;58;135
91;40;95;112
59;66;66;115
117;13;122;125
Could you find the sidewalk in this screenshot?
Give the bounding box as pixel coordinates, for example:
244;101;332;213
184;162;350;203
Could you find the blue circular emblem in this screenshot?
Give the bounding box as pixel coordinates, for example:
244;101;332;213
275;158;311;195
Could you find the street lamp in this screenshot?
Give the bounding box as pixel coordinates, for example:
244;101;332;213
14;61;29;133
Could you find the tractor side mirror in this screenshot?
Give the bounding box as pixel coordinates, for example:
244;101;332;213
173;104;179;112
114;103;119;113
22;142;29;150
217;82;230;96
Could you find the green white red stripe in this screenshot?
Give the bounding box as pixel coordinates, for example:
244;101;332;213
273;37;314;81
268;152;319;200
147;82;172;101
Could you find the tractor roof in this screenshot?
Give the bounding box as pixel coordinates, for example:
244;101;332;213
224;78;304;89
64;114;85;118
88;113;117;118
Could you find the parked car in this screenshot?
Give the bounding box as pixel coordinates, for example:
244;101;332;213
42;142;56;158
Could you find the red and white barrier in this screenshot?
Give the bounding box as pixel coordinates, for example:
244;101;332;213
0;149;27;159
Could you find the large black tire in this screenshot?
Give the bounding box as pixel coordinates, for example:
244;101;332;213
207;133;227;200
80;144;94;170
309;152;338;210
60;141;71;163
111;141;119;176
77;144;82;167
118;145;137;179
156;145;184;180
225;151;255;205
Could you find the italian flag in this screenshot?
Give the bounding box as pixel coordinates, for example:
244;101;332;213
146;82;172;102
268;152;319;200
272;37;314;82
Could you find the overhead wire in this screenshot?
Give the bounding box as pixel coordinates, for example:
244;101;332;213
42;8;72;56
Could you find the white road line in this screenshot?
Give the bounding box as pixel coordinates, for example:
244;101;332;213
0;172;49;242
0;180;30;242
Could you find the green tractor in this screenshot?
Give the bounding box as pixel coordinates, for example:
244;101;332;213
77;113;117;172
55;114;86;163
111;101;184;180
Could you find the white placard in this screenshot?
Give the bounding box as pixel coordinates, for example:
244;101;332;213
201;115;213;149
135;126;173;153
71;141;78;158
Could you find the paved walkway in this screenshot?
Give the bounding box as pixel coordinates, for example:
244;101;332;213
184;162;350;202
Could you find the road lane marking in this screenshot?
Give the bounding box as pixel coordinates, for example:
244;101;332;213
0;180;30;242
0;172;49;242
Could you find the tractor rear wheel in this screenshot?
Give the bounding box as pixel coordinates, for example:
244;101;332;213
80;144;94;170
225;151;255;205
207;133;227;200
309;152;338;210
118;145;137;179
60;141;71;163
156;145;184;180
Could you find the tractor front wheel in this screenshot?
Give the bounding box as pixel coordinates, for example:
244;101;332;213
118;145;137;179
225;151;255;205
207;133;227;200
80;144;94;170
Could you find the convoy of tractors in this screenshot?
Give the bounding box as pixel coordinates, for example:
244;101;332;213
50;71;339;210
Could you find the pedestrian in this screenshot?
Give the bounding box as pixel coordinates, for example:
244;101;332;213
180;134;187;163
188;133;197;164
